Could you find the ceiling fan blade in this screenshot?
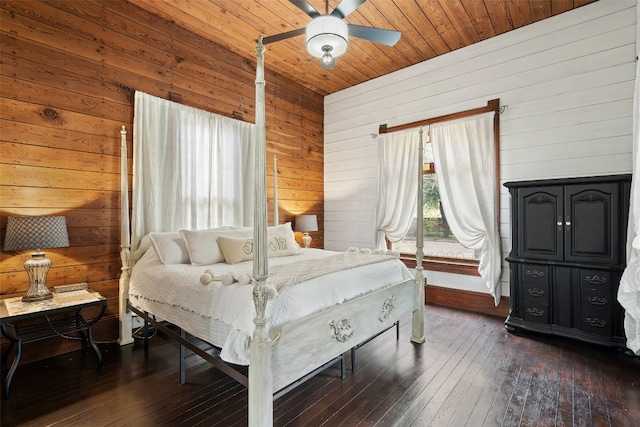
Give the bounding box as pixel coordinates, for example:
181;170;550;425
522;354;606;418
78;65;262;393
262;28;306;45
348;24;401;46
289;0;320;18
331;0;367;19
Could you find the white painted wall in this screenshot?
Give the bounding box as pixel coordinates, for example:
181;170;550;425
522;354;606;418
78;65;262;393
324;0;637;298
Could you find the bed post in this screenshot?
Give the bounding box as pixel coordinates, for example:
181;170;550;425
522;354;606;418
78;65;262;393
118;125;134;346
273;155;278;225
249;37;273;427
411;128;425;344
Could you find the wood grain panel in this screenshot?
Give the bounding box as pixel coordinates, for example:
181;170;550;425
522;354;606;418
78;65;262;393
3;307;639;425
0;0;323;363
2;98;124;137
0;120;123;156
118;0;597;96
0;164;121;192
0;142;121;174
483;0;514;34
1;261;120;296
462;0;497;40
1;245;121;273
438;0;481;46
425;284;509;319
0;74;130;123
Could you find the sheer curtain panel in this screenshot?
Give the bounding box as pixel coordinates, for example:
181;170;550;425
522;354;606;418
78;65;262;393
375;128;420;249
618;57;640;355
431;112;502;305
131;91;255;253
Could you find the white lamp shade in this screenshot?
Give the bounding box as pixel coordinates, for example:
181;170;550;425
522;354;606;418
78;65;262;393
306;16;348;59
4;216;69;251
295;215;318;233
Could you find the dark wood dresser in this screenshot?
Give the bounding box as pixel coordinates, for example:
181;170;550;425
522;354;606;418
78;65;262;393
504;174;632;348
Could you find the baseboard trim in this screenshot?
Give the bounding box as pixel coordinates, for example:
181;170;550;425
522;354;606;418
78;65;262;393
426;284;509;318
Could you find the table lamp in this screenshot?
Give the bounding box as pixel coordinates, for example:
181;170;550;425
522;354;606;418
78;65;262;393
295;214;318;248
3;216;69;302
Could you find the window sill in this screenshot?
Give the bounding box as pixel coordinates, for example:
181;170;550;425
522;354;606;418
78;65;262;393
399;255;480;276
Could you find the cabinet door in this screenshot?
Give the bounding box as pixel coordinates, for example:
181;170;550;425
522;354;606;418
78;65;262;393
564;183;620;264
517;186;563;260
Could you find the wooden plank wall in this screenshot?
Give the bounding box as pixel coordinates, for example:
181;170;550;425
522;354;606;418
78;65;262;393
323;0;635;300
0;0;323;362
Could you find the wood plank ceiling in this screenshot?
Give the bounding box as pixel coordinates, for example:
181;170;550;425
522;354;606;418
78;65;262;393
129;0;598;96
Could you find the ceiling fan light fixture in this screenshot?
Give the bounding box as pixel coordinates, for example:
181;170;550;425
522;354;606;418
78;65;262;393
306;15;348;59
321;46;336;68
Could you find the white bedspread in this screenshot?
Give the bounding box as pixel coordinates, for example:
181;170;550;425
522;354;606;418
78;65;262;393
129;248;412;364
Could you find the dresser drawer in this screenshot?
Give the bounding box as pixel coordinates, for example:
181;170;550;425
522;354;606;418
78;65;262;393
521;283;550;324
581;310;612;336
517;264;550;323
580;269;613;336
521;264;549;284
579;269;612;290
521;303;550;324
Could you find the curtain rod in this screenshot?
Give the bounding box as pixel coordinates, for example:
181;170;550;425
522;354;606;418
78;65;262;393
116;82;245;122
377;98;504;136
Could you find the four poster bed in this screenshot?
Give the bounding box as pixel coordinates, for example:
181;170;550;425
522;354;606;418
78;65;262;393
117;39;425;426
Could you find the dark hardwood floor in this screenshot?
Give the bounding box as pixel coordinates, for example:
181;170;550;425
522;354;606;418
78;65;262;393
1;305;639;426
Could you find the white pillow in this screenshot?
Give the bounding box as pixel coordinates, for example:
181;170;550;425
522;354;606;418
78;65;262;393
131;234;153;262
217;233;299;264
180;227;251;265
180;223;298;265
149;232;190;264
268;222;299;248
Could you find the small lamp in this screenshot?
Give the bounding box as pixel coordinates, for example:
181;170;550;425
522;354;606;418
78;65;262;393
295;215;318;248
3;216;69;302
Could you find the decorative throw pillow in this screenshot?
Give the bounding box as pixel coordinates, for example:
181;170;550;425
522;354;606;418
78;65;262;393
216;235;256;264
266;232;300;258
131;234;152;262
149;232;190;264
217;233;299;264
181;223;298;265
180;227;251;265
267;222;300;248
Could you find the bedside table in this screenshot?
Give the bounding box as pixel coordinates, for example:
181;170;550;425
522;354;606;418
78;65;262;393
0;289;107;398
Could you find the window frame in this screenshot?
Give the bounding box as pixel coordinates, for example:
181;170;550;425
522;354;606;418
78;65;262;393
379;99;501;277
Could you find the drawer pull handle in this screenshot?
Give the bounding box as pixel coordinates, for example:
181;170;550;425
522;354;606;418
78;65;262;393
586;317;607;328
528;288;545;297
525;269;545;279
588;296;608;306
585;275;607;285
526;308;544;317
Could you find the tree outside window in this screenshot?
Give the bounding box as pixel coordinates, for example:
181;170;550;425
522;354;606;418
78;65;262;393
392;163;477;261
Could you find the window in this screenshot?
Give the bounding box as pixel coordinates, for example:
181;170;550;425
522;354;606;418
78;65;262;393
132;91;254;249
378;99;500;279
392;162;480;275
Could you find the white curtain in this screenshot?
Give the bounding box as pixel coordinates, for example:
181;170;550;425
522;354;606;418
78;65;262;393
431;112;502;305
618;56;640;355
131;91;255;253
375;128;420;249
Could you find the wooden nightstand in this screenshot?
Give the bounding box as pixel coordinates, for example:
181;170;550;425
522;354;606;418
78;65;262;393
0;289;107;398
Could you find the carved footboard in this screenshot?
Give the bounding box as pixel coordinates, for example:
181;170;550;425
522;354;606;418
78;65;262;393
270;278;414;392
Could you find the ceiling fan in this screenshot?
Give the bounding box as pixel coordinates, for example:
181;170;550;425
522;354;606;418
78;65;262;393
262;0;401;69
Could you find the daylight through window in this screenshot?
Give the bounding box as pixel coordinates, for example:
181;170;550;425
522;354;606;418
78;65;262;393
393;162;478;261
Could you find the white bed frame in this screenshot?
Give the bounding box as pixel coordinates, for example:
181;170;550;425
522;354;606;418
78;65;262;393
117;38;425;427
